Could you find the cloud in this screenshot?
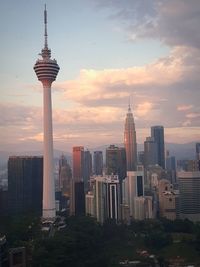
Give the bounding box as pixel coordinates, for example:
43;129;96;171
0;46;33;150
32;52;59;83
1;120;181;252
136;102;154;117
92;0;200;49
58;46;190;106
186;113;200;119
55;45;200;130
0;103;42;127
177;105;193;111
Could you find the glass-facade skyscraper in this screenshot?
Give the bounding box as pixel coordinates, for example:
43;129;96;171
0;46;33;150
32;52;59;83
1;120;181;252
8;156;43;216
93;151;103;176
106;145;126;182
151;125;165;169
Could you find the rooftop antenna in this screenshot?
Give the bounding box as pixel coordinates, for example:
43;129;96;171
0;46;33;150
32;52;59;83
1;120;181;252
128;95;131;112
44;4;48;49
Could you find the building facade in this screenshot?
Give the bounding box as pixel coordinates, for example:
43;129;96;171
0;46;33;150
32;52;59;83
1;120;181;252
87;175;121;223
72;146;84;181
106;145;126;182
158;179;178;220
151;126;165;169
178;171;200;222
83;150;92;192
8;156;43;216
122;170;145;219
124;105;137;171
93;151;103;176
144;137;158;168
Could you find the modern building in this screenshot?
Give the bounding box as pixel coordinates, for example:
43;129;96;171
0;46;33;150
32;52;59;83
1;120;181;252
151;126;165;169
83;150;92;192
58;155;72;197
106;145;126;182
196;143;200;170
177;159;199;172
122;170;144;219
124;105;137;171
72;146;84;181
196;143;200;160
33;6;59;219
158;179;179;220
70;180;85;216
8;156;43;216
85;191;95;217
178;171;200;222
94;175;121;223
137;151;144;166
144;137;158;168
0;190;8;217
166;152;176;184
93;151;103;176
134;196;153;220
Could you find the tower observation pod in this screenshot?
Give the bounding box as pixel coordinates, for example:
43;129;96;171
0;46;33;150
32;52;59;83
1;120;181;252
33;5;60;219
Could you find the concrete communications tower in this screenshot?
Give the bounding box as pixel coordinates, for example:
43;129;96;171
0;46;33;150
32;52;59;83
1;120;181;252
34;6;60;218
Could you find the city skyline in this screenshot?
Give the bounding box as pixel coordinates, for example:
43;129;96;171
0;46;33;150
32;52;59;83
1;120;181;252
1;0;200;152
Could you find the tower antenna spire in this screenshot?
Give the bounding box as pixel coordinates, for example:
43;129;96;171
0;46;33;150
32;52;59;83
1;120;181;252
128;95;131;112
44;4;48;48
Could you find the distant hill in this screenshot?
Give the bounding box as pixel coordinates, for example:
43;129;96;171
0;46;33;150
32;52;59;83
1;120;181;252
91;142;197;161
0;149;71;165
0;142;197;165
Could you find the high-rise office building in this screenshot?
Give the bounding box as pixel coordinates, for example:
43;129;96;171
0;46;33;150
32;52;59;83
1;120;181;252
93;151;103;175
70;146;85;215
83;150;92;192
151;126;165;169
166;152;176;184
122;170;144;219
144;137;158;168
8;156;43;216
94;175;120;223
158;179;179;220
124;105;137;171
106;145;126;182
85;191;95;217
72;146;84;181
196;143;200;171
134;196;153;220
138;151;144;166
34;6;59;219
58;155;72;197
178;171;200;222
196;143;200;160
0;190;8;217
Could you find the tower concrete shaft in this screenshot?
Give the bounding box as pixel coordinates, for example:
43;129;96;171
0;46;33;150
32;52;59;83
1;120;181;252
124;105;137;171
33;6;59;219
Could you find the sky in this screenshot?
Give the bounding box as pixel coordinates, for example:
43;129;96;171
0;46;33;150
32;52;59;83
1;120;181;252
0;0;200;152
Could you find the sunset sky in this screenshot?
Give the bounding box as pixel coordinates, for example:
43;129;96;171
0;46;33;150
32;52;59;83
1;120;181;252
0;0;200;152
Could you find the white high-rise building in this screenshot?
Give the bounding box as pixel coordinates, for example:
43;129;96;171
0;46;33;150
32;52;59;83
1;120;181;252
85;191;95;217
34;6;59;219
134;196;153;220
122;171;144;219
89;175;121;224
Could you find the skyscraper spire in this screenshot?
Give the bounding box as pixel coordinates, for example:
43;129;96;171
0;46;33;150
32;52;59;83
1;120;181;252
124;104;137;171
128;96;131;112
